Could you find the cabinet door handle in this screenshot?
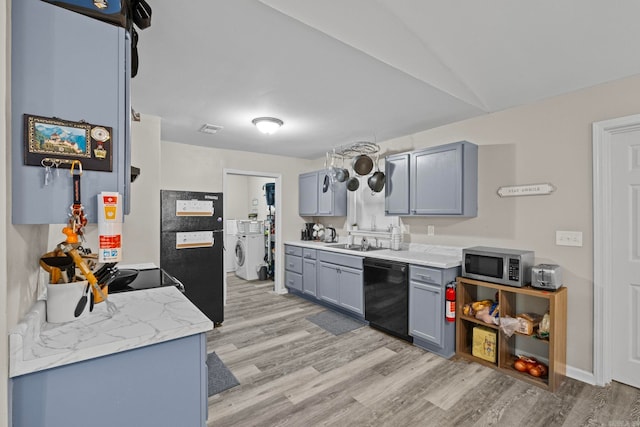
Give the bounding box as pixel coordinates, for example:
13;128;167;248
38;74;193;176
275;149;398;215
288;263;294;268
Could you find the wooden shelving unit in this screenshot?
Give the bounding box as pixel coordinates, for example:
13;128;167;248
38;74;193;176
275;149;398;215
455;277;567;392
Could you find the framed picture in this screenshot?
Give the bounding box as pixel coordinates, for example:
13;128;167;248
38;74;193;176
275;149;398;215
24;114;113;172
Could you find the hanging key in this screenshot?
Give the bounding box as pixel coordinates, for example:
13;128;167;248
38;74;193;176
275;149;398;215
41;159;53;187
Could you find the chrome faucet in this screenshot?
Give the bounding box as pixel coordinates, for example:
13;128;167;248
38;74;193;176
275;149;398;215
361;237;369;251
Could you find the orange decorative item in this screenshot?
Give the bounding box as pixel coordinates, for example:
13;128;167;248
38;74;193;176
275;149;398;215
513;358;528;372
62;226;79;244
513;355;547;378
529;363;548;377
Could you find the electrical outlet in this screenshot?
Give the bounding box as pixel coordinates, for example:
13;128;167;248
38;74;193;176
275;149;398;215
427;225;435;236
556;230;583;247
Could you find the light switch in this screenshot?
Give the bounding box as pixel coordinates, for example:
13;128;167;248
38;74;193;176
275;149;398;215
427;225;435;236
556;230;583;247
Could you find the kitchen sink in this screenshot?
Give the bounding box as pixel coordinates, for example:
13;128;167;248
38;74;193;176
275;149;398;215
326;243;385;252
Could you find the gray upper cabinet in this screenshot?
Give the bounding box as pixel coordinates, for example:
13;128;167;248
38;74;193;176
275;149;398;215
11;0;130;224
298;172;319;216
385;153;410;215
411;141;477;216
299;170;347;217
385;141;478;217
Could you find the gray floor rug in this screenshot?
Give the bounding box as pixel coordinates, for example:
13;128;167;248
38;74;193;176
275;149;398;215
306;310;366;335
207;352;239;397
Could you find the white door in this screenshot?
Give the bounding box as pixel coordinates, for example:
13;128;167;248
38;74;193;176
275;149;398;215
611;128;640;389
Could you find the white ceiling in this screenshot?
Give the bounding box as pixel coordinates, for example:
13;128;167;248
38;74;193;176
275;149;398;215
131;0;640;159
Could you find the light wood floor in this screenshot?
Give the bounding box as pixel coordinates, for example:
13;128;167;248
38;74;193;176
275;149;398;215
206;274;640;427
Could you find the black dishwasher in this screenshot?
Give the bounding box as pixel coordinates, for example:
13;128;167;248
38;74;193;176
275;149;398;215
364;258;413;342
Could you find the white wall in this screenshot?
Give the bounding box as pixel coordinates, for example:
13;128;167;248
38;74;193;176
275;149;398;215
225;175;275;221
121;115;161;265
226;175;249;221
247;176;275;221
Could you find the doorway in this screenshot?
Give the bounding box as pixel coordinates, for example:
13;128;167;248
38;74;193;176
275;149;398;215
223;169;284;305
593;113;640;388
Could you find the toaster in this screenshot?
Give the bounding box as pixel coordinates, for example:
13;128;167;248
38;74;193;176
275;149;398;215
531;264;563;290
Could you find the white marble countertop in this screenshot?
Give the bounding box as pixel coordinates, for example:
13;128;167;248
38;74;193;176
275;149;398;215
9;286;213;378
284;241;463;269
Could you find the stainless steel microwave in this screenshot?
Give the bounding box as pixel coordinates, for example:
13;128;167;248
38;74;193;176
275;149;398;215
462;246;534;287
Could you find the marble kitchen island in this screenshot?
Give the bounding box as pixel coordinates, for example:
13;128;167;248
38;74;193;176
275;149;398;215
9;286;213;427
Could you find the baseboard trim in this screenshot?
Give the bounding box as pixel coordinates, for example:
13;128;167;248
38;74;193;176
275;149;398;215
566;365;595;385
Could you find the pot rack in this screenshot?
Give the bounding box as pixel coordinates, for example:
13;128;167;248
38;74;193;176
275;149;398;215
332;141;380;159
321;141;386;194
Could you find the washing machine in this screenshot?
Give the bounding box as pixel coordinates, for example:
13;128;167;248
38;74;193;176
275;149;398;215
234;234;264;280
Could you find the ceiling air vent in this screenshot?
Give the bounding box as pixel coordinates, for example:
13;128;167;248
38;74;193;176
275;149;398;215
199;124;224;134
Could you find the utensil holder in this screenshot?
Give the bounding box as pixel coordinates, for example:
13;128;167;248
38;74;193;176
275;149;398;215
46;281;89;323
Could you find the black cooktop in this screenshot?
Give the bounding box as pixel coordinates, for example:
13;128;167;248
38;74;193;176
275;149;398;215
108;268;183;294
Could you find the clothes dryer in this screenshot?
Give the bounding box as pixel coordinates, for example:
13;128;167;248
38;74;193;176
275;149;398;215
234;234;264;280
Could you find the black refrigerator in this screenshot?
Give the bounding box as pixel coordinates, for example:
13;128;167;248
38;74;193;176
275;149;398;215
160;190;224;325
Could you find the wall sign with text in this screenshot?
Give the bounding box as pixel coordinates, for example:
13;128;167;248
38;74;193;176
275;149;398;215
497;183;556;197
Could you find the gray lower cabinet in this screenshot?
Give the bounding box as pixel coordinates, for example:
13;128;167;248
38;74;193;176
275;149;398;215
409;264;460;358
11;334;208;427
410;281;442;344
285;245;303;292
302;249;317;297
317;261;339;304
299;170;347;217
317;251;364;316
12;0;131;224
337;265;364;315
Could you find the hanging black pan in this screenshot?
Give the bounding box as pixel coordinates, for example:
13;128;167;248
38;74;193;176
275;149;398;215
322;174;330;193
367;155;386;193
346;175;360;191
352;154;373;176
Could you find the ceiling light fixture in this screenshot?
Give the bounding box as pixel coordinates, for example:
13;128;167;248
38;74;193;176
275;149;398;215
252;117;283;135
